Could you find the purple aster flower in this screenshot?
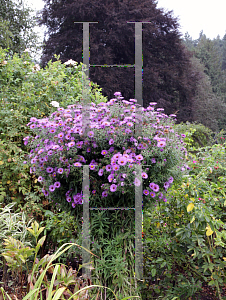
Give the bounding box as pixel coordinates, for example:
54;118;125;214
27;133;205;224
102;190;108;197
49;185;55;192
181;134;186;138
136;154;143;161
23;161;27;164
49;128;56;133
149;182;155;190
48;150;53;156
43;190;49;196
98;169;104;176
143;190;149;195
74;162;82;167
109;147;114;153
46;167;53;173
110;184;117;192
38;149;44;155
37;176;43;182
30;124;36;129
153;184;159;192
127;122;133;127
31;158;36;164
57;168;64;174
86;147;91;152
72;203;76;208
125;128;132;134
101;150;108;155
164;182;170;189
134;178;141;186
151;158;156;163
54;181;61;188
58;132;64;138
106;164;112;172
30;117;37;122
137;144;143;150
68;141;75;147
128;164;133;168
163;197;167;202
109;139;114;145
118;156;127;166
157;141;166;147
66;197;71;202
159;193;163;199
52;145;60;150
168;176;174;183
89;164;96;170
88;131;94;137
142;172;148;179
150;191;156;198
112;164;120;171
108;174;114;183
39;157;45;163
76;141;83;148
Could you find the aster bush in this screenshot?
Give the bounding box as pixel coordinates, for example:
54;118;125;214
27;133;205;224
23;91;192;298
25;92;190;215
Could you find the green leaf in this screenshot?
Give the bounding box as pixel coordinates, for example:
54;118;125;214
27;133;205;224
37;236;46;247
51;287;67;300
37;227;45;237
151;268;156;277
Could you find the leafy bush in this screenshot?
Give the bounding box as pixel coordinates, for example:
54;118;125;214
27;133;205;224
1;221;140;300
142;142;226;299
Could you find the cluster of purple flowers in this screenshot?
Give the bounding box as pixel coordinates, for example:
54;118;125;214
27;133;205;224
25;91;189;208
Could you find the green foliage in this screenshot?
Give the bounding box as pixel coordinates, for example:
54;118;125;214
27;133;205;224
141;142;226;299
0;203;33;254
0;46;107;210
0;0;41;56
1;233;140;300
174;121;226;152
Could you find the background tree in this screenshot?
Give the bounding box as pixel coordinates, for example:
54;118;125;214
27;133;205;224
38;0;200;124
183;31;226;130
0;0;41;57
189;56;223;132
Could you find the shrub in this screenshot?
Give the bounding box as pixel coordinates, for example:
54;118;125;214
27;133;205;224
0;47;107;210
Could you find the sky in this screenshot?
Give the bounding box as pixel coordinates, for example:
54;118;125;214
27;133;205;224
26;0;226;61
157;0;226;40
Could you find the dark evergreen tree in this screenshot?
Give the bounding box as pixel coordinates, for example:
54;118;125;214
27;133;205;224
38;0;200;123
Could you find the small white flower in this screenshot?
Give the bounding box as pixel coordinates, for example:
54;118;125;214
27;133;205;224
50;101;60;108
64;59;78;67
32;64;40;72
24;48;31;53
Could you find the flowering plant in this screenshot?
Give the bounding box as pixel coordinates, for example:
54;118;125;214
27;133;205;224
25;92;189;213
